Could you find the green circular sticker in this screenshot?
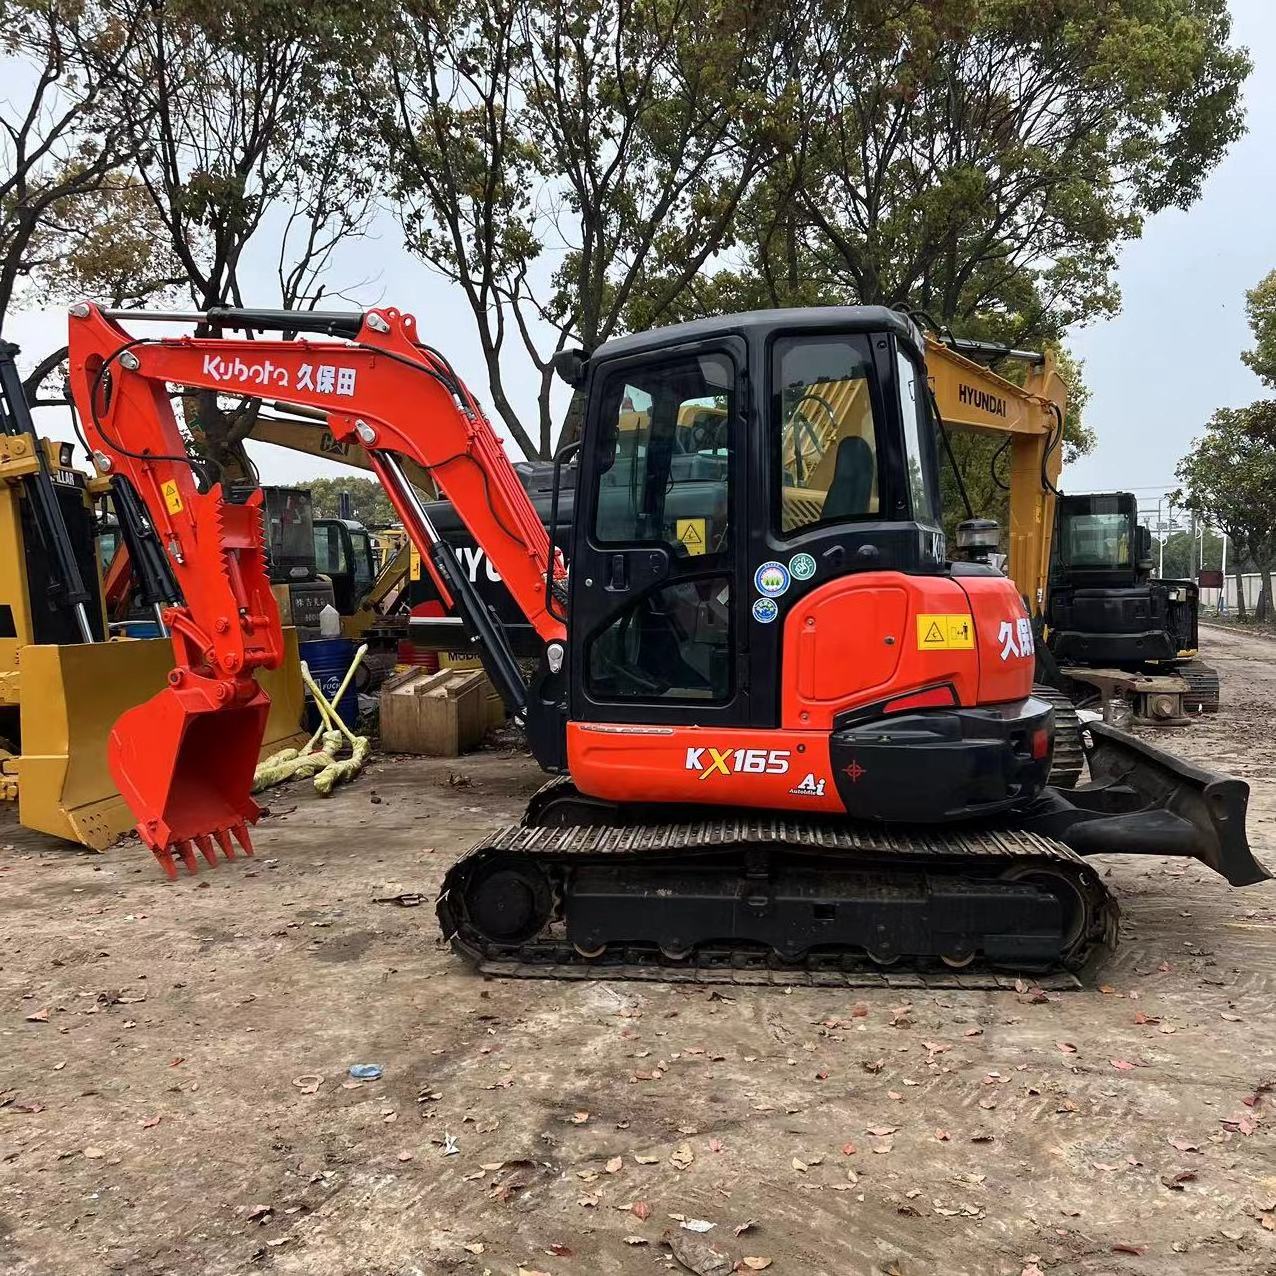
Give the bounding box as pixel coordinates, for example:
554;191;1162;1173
789;552;816;581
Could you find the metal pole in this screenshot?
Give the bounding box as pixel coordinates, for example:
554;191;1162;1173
1158;497;1165;578
1220;532;1228;614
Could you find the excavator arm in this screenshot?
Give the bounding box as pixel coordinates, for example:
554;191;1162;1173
923;335;1068;615
67;303;564;875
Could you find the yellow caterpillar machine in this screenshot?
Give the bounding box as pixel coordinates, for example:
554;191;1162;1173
0;338;307;850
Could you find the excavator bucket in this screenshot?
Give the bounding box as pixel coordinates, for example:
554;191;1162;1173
109;668;269;878
15;631;307;862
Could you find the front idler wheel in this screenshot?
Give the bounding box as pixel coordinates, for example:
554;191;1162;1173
462;857;553;947
1000;864;1088;956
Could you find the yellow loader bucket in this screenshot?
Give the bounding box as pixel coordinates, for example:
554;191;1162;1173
15;629;307;850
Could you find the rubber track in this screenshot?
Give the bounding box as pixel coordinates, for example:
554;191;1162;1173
1033;684;1085;789
437;816;1117;988
1179;659;1221;713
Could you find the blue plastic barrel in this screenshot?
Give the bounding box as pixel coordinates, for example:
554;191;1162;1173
299;637;359;732
116;621;163;638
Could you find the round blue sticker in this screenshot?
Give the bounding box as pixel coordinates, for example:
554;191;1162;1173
754;561;790;596
752;597;779;624
789;552;817;581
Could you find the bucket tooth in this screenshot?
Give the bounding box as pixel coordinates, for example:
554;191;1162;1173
151;843;179;881
215;828;237;860
175;840;199;874
231;822;255;857
194;834;218;867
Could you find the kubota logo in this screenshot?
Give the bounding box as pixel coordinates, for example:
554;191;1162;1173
685;746;790;779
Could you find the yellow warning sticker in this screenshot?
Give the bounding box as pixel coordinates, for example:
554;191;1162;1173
161;479;183;515
676;517;707;556
916;613;975;650
409;545;422;581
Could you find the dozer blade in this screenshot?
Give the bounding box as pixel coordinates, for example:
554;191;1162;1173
1023;721;1270;887
14;631;307;855
108;669;270;879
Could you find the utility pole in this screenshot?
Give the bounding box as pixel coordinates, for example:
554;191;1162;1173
1158;497;1165;578
1220;531;1229;614
1188;510;1197;581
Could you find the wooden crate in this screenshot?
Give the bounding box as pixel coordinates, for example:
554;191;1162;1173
379;667;488;756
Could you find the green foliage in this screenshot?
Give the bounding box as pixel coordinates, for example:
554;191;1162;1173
289;476;398;527
1242;268;1276;389
739;0;1249;348
1174;402;1276;571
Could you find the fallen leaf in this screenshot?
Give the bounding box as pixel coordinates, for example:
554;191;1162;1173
632;1200;652;1221
865;1125;898;1137
1160;1170;1197;1190
851;1004;869;1018
708;1138;724;1153
1168;1136;1200;1152
840;1142;857;1156
570;1111;589;1124
24;1008;49;1023
733;1219;757;1236
635;1153;659;1164
1221;1012;1243;1022
964;1027;983;1037
1092;1161;1121;1172
577;1192;600;1207
397;1151;413;1163
462;1241;485;1255
517;1268;552;1276
934;1129;950;1141
670;1143;695;1170
739;1260;772;1271
1113;1243;1146;1256
624;1235;649;1245
871;1137;894;1154
606;1156;623;1173
791;1157;808;1173
1056;1041;1077;1054
548;1242;573;1256
1111;1059;1135;1071
681;1219;715;1233
887;1090;903;1101
140;1115;162;1129
664;1227;733;1276
83;1147;105;1159
862;1059;885;1074
1133;1011;1160;1026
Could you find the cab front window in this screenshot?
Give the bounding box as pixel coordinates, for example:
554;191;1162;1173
772;334;881;535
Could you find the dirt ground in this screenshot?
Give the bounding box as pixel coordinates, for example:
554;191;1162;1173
2;628;1275;1276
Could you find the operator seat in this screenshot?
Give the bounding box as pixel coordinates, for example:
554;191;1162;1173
821;435;875;519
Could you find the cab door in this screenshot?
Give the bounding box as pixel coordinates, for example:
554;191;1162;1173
568;338;749;726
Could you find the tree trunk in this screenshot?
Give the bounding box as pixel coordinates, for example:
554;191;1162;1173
1233;563;1247;621
1260;565;1275;623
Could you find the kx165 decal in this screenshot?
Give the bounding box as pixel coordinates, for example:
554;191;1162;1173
685;747;790;779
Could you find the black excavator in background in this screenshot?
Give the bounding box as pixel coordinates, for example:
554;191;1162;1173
1042;491;1219;724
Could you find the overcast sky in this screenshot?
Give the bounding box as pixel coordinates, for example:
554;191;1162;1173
9;0;1276;502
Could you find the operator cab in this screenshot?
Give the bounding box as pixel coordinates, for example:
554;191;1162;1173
540;307;956;743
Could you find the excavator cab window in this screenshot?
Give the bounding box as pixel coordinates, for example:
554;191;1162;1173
773;334;881;533
1059;509;1132;570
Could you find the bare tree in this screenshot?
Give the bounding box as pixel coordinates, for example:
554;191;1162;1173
98;0;381;475
381;0;785;458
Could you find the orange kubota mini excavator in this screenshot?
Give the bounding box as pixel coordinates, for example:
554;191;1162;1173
65;302;1268;982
